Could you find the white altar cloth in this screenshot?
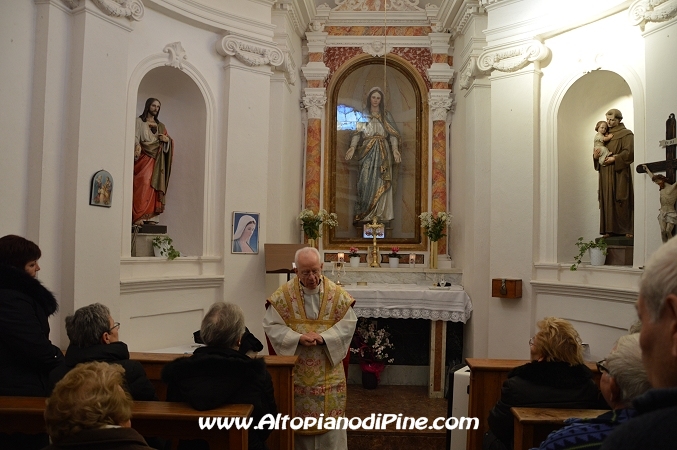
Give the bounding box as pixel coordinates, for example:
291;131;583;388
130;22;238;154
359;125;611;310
344;284;472;323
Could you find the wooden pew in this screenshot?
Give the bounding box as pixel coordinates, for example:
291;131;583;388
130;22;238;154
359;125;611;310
0;396;253;450
511;407;609;450
130;352;296;450
465;359;602;450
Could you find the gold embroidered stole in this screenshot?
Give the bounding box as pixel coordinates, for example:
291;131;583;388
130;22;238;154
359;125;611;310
268;277;353;435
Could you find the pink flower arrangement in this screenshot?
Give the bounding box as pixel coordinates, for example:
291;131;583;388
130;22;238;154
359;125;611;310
348;247;359;257
388;246;400;257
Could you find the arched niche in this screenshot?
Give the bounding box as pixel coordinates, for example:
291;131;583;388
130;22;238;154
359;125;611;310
136;66;206;256
557;70;633;262
325;55;428;249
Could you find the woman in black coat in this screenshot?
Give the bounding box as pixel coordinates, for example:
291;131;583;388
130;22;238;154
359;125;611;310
0;235;65;449
0;235;64;396
484;317;607;450
162;302;277;450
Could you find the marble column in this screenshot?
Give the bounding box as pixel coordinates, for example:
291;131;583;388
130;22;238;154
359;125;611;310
428;91;454;255
302;90;326;214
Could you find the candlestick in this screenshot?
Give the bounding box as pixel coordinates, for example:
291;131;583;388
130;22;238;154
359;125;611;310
338;252;345;263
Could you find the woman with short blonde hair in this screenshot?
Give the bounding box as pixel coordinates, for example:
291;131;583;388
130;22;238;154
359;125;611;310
44;361;151;449
485;317;607;450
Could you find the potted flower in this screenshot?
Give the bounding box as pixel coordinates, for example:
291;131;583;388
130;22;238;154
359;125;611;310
350;318;395;389
298;208;338;248
348;247;360;267
570;237;608;271
152;235;180;260
388;246;401;268
419;211;452;269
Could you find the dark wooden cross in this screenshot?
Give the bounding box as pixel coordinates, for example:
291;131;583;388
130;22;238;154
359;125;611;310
637;113;677;184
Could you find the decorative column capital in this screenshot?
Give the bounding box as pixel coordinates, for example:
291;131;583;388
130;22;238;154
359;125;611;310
61;0;144;21
303;89;327;120
459;56;489;90
477;40;549;73
428;90;455;121
428;32;452;55
427;65;455;85
629;0;677;31
216;34;284;68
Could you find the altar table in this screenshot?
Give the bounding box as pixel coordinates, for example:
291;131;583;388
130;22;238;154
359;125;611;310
344;284;472;397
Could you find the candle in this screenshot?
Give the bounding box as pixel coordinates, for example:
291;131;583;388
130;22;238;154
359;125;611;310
409;253;416;266
338;252;345;263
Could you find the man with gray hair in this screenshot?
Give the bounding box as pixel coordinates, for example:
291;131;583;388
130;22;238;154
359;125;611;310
535;333;650;450
48;303;156;401
162;302;276;450
601;238;677;449
264;247;357;450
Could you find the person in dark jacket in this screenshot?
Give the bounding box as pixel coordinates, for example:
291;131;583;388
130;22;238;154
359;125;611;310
484;317;607;450
48;303;156;401
600;238;677;450
162;302;277;450
0;235;65;449
534;333;650;450
44;361;153;450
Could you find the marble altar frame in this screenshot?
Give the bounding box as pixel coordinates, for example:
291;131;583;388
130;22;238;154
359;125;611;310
325;55;428;250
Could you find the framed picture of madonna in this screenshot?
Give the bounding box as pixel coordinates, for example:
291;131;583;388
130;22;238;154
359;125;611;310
325;56;428;249
231;212;260;254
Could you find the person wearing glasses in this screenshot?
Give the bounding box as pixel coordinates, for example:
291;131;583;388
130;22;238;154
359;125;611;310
263;247;357;450
534;333;649;450
48;303;156;401
484;317;607;450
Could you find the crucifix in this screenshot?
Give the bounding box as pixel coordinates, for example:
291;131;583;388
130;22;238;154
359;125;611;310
637;113;677;183
366;216;383;268
637;113;677;241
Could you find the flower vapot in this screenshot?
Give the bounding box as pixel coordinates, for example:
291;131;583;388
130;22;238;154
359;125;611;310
348;247;359;258
298;208;338;240
419;211;452;242
388;246;400;258
351;318;395;364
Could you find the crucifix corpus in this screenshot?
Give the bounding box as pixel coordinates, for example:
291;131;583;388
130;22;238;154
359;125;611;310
366;217;383;268
637;113;677;242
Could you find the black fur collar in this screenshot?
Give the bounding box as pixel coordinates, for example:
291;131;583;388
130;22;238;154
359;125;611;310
508;360;593;388
0;263;58;316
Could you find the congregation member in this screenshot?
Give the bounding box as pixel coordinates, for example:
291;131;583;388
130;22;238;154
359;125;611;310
44;361;153;449
162;302;276;450
49;303;156;401
601;238;677;450
534;333;650;450
484;317;607;450
0;234;65;449
263;247;356;450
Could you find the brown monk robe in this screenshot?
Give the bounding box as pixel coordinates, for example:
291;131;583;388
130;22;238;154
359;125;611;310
593;109;633;237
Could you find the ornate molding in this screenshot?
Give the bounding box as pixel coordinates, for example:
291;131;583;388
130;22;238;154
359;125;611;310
163;42;187;70
60;0;143;21
451;1;486;37
216;35;284;68
477;40;549;73
362;40;393;57
303;91;327;120
629;0;677;30
280;51;298;85
91;0;144;21
333;0;423;12
428;91;455;121
459;56;489;90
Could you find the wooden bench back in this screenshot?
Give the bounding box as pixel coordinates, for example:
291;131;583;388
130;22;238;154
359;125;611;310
0;396;253;450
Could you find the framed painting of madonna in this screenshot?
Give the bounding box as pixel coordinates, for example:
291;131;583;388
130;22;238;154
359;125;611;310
325;56;428;249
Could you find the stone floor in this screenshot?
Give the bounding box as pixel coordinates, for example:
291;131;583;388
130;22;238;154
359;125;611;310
346;384;448;450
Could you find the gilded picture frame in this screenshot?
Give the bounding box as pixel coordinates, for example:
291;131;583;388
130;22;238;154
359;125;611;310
325;55;428;249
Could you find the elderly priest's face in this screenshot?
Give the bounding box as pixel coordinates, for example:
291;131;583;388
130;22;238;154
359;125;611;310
296;251;323;290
